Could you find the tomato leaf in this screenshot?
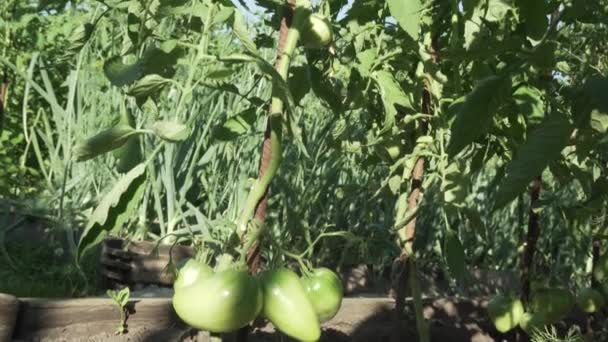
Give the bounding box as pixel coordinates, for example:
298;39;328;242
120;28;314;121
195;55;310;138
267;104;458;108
213;107;258;141
513;85;545;127
573;76;608;133
231;10;259;55
493;113;573;210
387;0;422;41
515;0;548;40
152;121;190;142
447;75;511;158
74;125;136;162
444;230;467;285
441;163;468;205
373;70;415;134
289;65;311;105
103;56;145;87
126;74;170;99
77;164;147;262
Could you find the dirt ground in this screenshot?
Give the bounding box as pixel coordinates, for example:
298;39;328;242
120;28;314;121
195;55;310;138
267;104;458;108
10;296;520;342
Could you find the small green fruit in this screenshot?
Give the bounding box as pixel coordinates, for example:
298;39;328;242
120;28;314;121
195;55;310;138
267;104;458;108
576;287;606;313
300;14;333;49
487;295;525;333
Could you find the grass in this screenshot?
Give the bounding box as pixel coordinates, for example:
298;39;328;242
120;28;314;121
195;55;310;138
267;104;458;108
0;241;99;298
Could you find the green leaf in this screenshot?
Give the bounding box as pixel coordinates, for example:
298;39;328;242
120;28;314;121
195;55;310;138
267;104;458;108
220;53;295;115
373;70;415;134
152;121;190;142
141;47;181;79
447;76;511;157
213;107;258;141
126;74;170;99
591;112;608;134
464;0;512;49
442;163;468;204
231;10;259;54
74;125;136;162
77;164;147;262
213;5;235;25
513;85;545;127
103;56;144;87
387;0;422;41
117;287;130;307
160;39;178;53
388;175;402;195
355;49;378;78
114;136;142;173
494;114;573;210
444;230;467;285
289;65;311;105
63;23;94;56
112;112;141;173
206;68;237;80
516;0;548;40
309;64;341;113
573;76;608;132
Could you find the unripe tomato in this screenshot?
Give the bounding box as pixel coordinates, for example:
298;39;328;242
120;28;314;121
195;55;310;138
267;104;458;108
529;287;574;323
260;268;321;341
301;268;343;322
300;14;333;49
576;287;606;313
173;258;212;291
487;295;524;333
173;269;262;333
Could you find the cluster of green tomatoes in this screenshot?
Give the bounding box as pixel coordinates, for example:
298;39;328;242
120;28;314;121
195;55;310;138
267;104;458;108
172;259;343;342
488;285;607;335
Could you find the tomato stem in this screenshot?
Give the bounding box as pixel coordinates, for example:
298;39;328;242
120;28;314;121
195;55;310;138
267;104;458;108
236;0;312;253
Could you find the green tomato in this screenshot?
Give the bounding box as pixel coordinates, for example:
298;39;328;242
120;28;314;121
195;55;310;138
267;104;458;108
260;268;321;342
519;311;549;335
174;258;212;291
576;287;606;313
529;287;574;323
300;14;333;49
487;295;524;333
301;268;343;322
173;269;262;333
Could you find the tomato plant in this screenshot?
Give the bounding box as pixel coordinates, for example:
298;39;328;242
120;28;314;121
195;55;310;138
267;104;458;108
2;0;608;340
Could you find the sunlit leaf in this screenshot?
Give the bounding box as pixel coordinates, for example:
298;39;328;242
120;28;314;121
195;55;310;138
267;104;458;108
387;0;422;41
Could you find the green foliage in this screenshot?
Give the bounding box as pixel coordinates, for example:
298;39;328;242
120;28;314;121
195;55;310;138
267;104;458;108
494;114;574;210
0;241;98;297
107;287;130;335
1;3;608;337
77;165;146;262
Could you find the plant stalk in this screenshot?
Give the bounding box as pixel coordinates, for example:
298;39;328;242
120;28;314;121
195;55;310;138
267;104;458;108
236;0;310;265
521;175;542;304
